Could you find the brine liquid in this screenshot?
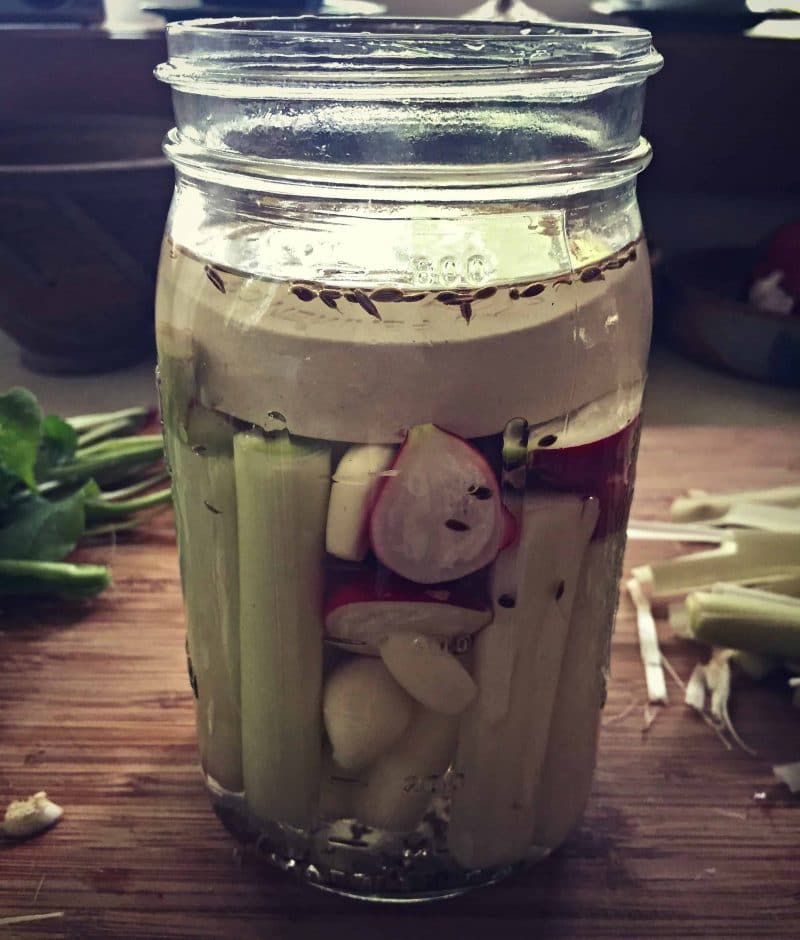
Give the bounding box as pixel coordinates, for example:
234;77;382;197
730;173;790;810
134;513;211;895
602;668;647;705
156;237;648;900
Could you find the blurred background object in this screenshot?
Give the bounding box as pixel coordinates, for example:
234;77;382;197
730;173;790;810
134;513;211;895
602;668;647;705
0;0;103;24
0;115;172;374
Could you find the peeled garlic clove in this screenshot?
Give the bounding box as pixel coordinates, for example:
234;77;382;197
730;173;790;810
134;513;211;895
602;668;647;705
3;791;63;839
323;657;413;772
380;633;477;715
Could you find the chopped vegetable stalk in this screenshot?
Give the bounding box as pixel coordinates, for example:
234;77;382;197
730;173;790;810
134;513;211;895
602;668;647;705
671;484;800;523
100;469;170;502
234;431;330;827
76;415;147;449
668;600;693;638
448;494;599;870
532;536;618;851
686;649;756;755
172;411;242;793
737;573;800;596
684;591;800;660
685;665;707;712
0;559;110;597
48;438;164;484
627;518;728;543
709;502;800;534
74;434;164;459
627;577;668;704
709;581;800;606
66;406;152;432
773;762;800;794
84;487;172;523
631;531;800;601
472;417;528;723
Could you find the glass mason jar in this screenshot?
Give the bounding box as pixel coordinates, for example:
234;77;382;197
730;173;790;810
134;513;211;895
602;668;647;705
155;17;662;902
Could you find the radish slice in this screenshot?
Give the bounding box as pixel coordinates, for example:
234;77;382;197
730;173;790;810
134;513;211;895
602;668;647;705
322;658;414;772
379;633;477;715
369;424;509;584
324;569;492;654
326;445;396;562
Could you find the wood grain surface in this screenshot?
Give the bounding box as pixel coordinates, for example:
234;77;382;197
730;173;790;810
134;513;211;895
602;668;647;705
1;426;799;940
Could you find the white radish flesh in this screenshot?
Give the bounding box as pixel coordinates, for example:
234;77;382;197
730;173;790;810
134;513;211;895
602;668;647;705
323;658;414;772
379;633;477;715
326;445;396;561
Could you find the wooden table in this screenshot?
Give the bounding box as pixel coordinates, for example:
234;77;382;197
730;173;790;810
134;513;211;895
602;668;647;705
2;426;798;940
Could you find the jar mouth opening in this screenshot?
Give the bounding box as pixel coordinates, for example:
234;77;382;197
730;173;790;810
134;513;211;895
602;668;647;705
158;16;662;88
167;15;648;42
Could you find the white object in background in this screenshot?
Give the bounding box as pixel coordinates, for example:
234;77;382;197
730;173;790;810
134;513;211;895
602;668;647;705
462;0;550;20
104;0;164;33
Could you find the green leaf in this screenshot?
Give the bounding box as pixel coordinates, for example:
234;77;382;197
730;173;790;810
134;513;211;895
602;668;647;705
0;480;96;562
0;388;43;498
35;414;79;479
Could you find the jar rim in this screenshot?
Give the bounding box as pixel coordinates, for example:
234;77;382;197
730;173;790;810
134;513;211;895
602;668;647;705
157;16;662;92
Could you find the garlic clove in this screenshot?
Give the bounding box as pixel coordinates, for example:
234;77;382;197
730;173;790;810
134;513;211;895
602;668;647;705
3;791;63;840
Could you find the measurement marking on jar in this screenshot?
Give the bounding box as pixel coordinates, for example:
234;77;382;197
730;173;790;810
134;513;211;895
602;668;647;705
402;773;465;796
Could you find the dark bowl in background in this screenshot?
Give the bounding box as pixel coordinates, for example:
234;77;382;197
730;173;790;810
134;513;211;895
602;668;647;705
659;246;800;388
0;115;173;375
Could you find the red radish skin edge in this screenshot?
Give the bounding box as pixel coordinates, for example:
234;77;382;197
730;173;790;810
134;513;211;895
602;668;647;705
324;569;490;618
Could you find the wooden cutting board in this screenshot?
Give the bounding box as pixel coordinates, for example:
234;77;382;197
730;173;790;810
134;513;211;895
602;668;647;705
1;425;798;940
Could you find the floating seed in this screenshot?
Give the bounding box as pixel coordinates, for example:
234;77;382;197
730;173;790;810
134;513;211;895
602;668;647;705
470;486;492;500
370;288;404;303
554;278;573;287
191;444;208;456
319;289;341;309
473;286;497;301
204;265;226;294
436;291;460;303
204;500;221;515
629;248;638;261
537;433;558;447
187;654;199;698
580;267;604;283
497;594;516;609
459;301;473;324
555;580;566;601
402;292;427;303
352;289;381;320
291;285;317;302
445;519;470;532
509;288;520;300
267;410;286;423
521;283;545;298
604;258;624;270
